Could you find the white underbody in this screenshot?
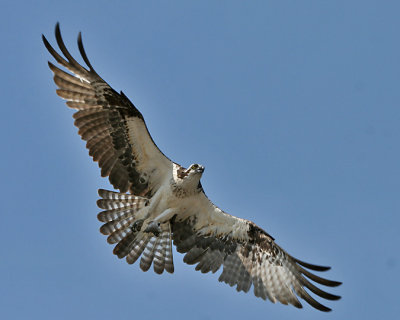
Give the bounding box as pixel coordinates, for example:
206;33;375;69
133;164;250;242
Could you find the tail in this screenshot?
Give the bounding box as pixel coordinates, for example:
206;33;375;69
97;189;174;274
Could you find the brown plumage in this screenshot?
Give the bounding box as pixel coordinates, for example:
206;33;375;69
43;23;341;312
42;23;172;196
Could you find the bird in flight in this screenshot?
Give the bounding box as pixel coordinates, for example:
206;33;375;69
42;23;341;312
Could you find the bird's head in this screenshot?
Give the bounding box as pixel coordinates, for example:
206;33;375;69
175;163;205;191
186;163;205;176
182;163;204;182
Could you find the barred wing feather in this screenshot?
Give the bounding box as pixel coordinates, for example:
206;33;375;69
42;23;172;196
172;194;341;312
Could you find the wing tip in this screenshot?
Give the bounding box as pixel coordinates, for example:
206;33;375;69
42;33;52;52
319;306;332;312
294;258;332;272
42;21;60;46
55;21;61;37
329;294;341;301
77;30;96;72
328;280;342;288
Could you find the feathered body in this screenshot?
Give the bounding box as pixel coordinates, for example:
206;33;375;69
43;23;341;312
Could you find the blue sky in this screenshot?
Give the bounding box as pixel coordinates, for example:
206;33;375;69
1;1;399;319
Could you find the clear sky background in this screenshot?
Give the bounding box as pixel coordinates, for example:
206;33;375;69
1;1;399;319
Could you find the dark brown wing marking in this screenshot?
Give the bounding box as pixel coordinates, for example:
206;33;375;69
43;23;172;195
172;218;341;312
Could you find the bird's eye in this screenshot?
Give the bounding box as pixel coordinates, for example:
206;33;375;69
191;164;198;170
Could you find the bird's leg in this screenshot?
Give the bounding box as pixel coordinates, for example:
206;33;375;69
144;221;161;236
152;208;177;223
144;208;176;236
128;190;163;234
135;189;163;223
131;219;144;232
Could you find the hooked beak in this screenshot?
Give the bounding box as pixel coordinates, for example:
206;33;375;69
196;166;205;174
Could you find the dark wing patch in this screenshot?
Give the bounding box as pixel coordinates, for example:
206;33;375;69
172;218;341;312
43;23;172;195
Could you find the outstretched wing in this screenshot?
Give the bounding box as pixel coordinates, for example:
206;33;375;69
42;23;172;195
171;195;341;312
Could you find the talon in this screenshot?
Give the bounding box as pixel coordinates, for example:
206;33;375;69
131;219;144;232
144;221;161;236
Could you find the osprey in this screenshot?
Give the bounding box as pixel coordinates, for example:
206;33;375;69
43;23;341;312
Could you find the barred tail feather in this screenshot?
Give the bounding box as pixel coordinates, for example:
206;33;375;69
139;223;174;274
97;189;174;274
98;189;143;201
164;223;174;273
153;230;168;274
126;233;151;264
153;224;174;274
140;237;159;271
